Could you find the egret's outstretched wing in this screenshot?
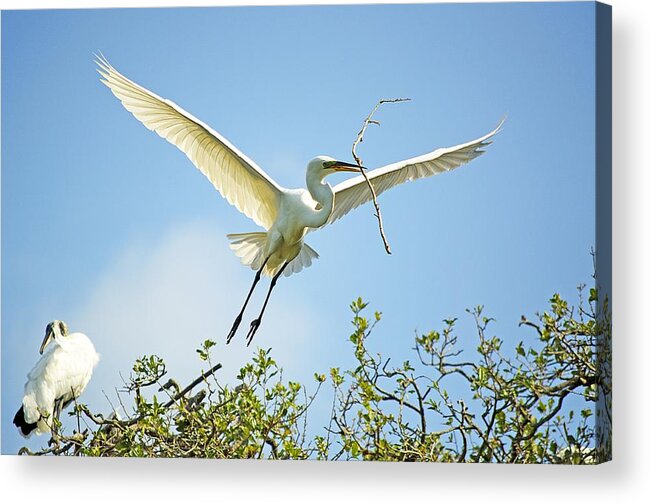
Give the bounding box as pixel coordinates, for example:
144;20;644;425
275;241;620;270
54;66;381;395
327;120;504;225
97;56;282;230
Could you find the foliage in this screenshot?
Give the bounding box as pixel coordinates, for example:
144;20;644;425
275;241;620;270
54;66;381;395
20;286;611;463
328;289;611;463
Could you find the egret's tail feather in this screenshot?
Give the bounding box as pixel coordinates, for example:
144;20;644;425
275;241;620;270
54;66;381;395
228;232;268;271
13;406;38;438
283;242;319;277
227;232;319;277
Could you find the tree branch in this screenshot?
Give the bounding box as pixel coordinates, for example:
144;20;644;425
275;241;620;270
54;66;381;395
164;362;223;408
351;98;411;255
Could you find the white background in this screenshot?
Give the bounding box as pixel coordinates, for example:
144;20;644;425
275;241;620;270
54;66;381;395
1;0;648;502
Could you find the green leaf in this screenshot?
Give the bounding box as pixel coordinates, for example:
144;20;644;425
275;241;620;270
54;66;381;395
516;341;526;357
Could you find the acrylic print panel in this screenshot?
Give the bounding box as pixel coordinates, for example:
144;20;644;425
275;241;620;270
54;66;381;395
1;1;611;462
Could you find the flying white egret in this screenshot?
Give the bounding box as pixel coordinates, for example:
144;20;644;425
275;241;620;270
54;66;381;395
13;321;100;437
96;56;502;345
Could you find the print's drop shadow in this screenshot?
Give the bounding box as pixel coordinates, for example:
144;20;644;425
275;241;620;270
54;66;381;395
606;12;636;480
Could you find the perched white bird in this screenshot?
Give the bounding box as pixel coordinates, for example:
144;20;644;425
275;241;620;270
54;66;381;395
96;56;502;344
13;321;100;437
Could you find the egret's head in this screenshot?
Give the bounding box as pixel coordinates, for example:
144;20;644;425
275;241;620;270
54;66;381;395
307;156;365;180
40;320;68;354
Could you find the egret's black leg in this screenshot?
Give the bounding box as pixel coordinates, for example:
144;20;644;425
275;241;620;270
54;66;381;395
246;262;289;346
227;257;270;344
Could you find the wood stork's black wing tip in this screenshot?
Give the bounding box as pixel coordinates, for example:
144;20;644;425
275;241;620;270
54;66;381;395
13;406;38;438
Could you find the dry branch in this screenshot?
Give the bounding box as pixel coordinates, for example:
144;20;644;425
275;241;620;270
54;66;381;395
163;362;222;408
351;98;411;255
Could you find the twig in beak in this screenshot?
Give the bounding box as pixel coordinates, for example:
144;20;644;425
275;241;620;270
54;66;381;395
351;97;411;255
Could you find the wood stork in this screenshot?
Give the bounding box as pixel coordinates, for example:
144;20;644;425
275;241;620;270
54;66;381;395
13;321;100;437
96;56;502;345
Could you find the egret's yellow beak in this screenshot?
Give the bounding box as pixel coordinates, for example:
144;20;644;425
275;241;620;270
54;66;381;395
330;160;365;172
39;325;55;355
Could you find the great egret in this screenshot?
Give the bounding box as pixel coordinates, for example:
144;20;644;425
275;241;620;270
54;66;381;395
96;56;502;345
13;321;100;437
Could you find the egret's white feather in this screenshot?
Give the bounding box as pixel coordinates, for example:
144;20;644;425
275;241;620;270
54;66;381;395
227;232;319;277
282;241;319;277
327;119;504;225
96;55;283;230
228;232;268;271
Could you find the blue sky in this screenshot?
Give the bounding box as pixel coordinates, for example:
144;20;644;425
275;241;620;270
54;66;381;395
2;2;596;454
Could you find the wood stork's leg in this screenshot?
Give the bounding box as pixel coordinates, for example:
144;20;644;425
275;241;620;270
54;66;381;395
54;399;63;421
47;398;65;446
227;257;270;344
246;262;289;346
47;393;78;445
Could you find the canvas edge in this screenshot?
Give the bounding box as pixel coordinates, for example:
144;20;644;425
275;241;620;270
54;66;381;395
594;0;612;464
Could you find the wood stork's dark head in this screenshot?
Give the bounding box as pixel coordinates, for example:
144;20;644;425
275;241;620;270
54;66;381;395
40;320;68;354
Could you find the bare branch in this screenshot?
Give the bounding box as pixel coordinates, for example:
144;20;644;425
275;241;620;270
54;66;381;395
351;98;411;254
163;362;223;408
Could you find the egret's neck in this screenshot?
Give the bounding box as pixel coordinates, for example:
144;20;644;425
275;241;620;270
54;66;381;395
306;172;334;228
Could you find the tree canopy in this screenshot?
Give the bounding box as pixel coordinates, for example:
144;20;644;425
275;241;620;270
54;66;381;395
20;284;611;464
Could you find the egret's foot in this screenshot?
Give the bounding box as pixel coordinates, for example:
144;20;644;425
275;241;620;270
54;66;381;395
246;319;262;346
226;314;243;344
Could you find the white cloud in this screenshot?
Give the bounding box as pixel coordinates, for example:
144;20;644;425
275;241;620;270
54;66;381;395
5;219;334;454
70;219;323;415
